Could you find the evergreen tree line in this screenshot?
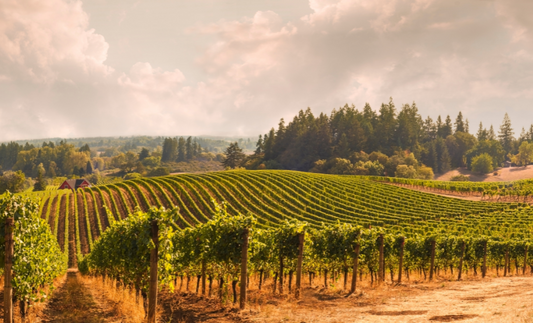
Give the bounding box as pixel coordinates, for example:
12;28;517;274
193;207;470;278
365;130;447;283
161;136;204;163
240;98;525;176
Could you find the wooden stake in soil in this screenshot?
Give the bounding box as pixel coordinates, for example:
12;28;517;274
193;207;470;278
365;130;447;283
350;243;360;293
482;241;487;278
4;217;14;323
458;241;465;281
378;234;384;284
201;259;206;296
240;228;249;310
429;240;436;281
279;254;284;294
523;246;528;275
295;232;305;299
397;237;404;284
147;220;159;323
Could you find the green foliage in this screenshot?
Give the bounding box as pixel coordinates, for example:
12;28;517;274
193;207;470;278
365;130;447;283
79;207;179;292
222;142;246;169
0;192;67;303
471;153;494;174
124;172;142;181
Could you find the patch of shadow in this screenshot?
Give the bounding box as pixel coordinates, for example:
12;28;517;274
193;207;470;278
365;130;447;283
315;294;342;301
367;310;428;316
460;296;485;302
429;314;479;322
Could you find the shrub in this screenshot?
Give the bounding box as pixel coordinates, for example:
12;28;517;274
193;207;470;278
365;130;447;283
147;167;170;177
124;172;142;181
395;165;417;179
471;153;494;174
417;166;435;180
450;174;470;181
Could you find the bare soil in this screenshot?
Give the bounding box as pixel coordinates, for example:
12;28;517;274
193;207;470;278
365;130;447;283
436;165;533;182
237;276;533;323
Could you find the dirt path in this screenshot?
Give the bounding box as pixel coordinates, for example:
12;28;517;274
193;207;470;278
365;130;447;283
248;276;533;323
41;270;112;322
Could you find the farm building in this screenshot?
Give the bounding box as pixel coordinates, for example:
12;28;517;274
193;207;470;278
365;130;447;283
59;179;91;190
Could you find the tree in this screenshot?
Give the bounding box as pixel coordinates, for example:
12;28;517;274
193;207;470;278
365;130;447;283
86;161;94;174
454;112;465;133
47;161;57;178
161;138;178;162
254;135;264;155
476;122;488;141
222;142;245;169
33;163;46;191
186;137;193;161
510;141;533;166
177;137;186;162
395;165;417;178
139;148;150;161
471;153;493;174
498;113;514;153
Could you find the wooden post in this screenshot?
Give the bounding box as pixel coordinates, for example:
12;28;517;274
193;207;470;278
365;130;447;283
504;250;509;277
350;243;360;293
293;233;304;298
239;228;249;310
398;238;404;284
482;241;487;278
458;241;465;281
279;254;284;294
147;220;159;323
523;246;528;275
378;234;384;284
429;240;436;281
201;259;207;296
4;217;14;323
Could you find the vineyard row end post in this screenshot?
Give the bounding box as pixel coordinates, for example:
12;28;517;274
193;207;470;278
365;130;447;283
429;240;436;281
378;234;384;284
4;217;14;323
397;237;404;284
295;232;305;299
350;243;360;294
148;220;159;323
240;228;249;310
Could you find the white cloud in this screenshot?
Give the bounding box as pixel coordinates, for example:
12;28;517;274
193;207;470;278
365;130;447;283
1;0;533;141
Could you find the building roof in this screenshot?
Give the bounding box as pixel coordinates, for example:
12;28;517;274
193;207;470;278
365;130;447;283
60;178;91;189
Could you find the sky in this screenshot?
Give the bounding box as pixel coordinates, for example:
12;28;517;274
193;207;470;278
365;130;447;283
1;0;533;141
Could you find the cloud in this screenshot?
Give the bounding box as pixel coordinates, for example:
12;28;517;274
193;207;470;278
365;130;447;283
1;0;533;141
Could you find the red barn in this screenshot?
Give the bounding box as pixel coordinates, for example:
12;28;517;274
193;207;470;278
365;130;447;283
59;179;91;190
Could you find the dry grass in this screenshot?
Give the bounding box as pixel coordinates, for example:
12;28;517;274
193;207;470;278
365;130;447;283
81;274;146;323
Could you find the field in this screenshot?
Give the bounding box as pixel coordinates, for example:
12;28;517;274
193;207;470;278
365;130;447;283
28;170;523;266
14;170;533;322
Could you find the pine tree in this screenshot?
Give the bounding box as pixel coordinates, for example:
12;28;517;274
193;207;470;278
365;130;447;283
86;161;93;174
454;112;465;133
221;142;245;169
254;135;264;154
476;122;488;141
185;137;193;161
488;125;496;140
33;164;46;191
335;133;350;158
498;113;514;152
139;148;150;161
465;119;469;134
177;137;186;162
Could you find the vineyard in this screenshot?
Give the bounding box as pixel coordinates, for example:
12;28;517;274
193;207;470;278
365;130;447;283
26;170;524;267
370;175;533;201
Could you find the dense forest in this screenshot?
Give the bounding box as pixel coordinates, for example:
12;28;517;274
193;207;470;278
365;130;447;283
0;135;254;193
237;98;528;178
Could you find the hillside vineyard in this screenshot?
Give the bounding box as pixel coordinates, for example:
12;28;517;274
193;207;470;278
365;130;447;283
30;170;526;267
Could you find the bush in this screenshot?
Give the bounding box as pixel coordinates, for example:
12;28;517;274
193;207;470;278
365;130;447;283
124;172;142;181
450;174;470;181
471;153;494;174
417;166;434;180
395;165;418;179
147;167;170;177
